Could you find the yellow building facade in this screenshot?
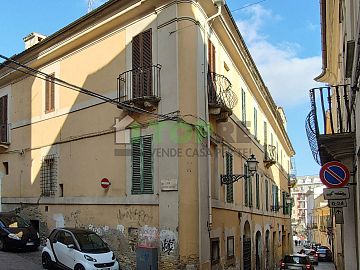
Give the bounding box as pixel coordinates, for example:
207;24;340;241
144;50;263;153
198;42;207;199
0;0;294;269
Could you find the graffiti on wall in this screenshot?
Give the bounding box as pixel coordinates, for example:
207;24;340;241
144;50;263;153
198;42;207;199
88;224;110;236
138;225;159;248
160;230;177;255
117;208;153;226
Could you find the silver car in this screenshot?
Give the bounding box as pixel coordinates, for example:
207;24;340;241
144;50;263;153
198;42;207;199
302;249;318;265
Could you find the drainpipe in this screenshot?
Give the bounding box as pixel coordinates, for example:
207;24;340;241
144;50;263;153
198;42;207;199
204;0;225;233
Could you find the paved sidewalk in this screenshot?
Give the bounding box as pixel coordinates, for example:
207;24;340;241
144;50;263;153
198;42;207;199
0;251;43;270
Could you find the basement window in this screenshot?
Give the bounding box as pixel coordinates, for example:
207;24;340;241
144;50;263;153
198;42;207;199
3;162;8;175
40;155;57;197
211;238;220;265
227;236;234;259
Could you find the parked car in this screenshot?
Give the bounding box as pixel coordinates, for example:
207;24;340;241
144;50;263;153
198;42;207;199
280;254;314;269
302;249;318;265
316;248;333;262
42;228;120;270
0;212;40;251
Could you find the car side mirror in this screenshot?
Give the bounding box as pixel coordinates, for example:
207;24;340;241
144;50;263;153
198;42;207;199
67;244;75;249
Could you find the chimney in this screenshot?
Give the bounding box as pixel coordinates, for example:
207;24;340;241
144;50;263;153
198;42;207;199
23;32;47;50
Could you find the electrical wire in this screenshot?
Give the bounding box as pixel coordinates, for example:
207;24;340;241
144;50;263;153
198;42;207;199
0;54;178;120
0;54;209;139
230;0;269;13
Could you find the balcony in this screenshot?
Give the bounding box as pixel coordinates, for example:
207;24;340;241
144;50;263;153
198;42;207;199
264;144;276;168
305;85;355;165
117;65;161;111
207;72;238;122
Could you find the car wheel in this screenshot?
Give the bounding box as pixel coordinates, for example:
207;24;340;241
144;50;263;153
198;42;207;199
74;264;85;270
0;238;6;251
42;252;53;269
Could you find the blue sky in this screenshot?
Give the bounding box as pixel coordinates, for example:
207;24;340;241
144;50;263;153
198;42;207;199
0;0;322;176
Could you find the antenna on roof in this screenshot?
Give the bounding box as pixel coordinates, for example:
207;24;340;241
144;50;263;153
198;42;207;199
88;0;96;13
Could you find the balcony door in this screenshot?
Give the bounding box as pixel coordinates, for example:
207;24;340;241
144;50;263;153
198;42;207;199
132;29;152;98
208;39;217;104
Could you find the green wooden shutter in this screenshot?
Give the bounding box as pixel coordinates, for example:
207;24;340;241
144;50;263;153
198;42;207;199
242;89;246;124
226;152;233;203
256;173;260;209
254;108;258;138
142;135;153;194
249;174;253;207
131;135;153;194
244;163;248;206
131;137;141;194
282;191;286;214
265;179;269;211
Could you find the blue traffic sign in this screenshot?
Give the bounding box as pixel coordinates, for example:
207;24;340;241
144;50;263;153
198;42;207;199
319;161;350;188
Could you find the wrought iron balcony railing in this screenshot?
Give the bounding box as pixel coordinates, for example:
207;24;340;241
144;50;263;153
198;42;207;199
207;72;238;111
117;65;161;106
305;84;355;164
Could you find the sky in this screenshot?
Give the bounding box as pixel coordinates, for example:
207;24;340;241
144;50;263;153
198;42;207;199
0;0;323;176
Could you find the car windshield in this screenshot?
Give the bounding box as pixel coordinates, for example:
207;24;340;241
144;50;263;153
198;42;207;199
284;256;309;264
0;215;30;228
317;249;327;253
74;232;110;253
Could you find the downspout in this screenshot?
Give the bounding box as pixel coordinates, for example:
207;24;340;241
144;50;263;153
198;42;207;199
204;3;223;233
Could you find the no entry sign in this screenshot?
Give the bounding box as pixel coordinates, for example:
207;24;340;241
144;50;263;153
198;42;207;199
101;178;111;189
319;161;350;188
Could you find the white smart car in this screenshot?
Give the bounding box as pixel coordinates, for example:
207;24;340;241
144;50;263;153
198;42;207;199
42;228;120;270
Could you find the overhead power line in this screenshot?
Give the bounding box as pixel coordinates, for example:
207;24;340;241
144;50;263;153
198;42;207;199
0;54;208;138
230;0;269;13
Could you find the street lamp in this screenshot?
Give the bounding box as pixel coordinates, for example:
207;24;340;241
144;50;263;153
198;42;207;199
221;154;259;185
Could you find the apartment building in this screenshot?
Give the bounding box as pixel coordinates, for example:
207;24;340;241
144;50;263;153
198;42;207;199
305;0;360;269
290;175;324;238
0;0;295;269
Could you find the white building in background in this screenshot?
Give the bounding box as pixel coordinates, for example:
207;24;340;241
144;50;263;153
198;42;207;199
291;175;324;237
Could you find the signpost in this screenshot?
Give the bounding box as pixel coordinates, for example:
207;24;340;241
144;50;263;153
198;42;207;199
334;208;344;224
328;199;347;208
324;187;350;200
319;161;350;188
101;178;111;189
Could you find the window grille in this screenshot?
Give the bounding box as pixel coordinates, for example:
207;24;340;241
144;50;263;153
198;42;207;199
40;155;57;197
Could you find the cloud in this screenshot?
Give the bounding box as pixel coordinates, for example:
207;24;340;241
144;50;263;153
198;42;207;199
236;5;322;106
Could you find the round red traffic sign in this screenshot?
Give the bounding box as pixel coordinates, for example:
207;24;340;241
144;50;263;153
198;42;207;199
101;178;111;189
319;161;350;188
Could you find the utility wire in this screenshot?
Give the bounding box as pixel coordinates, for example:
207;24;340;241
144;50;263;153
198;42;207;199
0;55;208;138
230;0;268;12
0;54;177;120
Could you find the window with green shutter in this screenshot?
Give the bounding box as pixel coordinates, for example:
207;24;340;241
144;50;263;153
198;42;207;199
241;89;246;125
226;152;233;203
256;173;260;209
131;135;153;194
282;191;286;214
249;174;253;208
265;179;269;211
254;108;258;138
244;163;248;206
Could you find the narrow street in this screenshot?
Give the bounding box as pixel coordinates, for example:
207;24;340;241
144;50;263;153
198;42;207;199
293;245;336;270
0;250;42;270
